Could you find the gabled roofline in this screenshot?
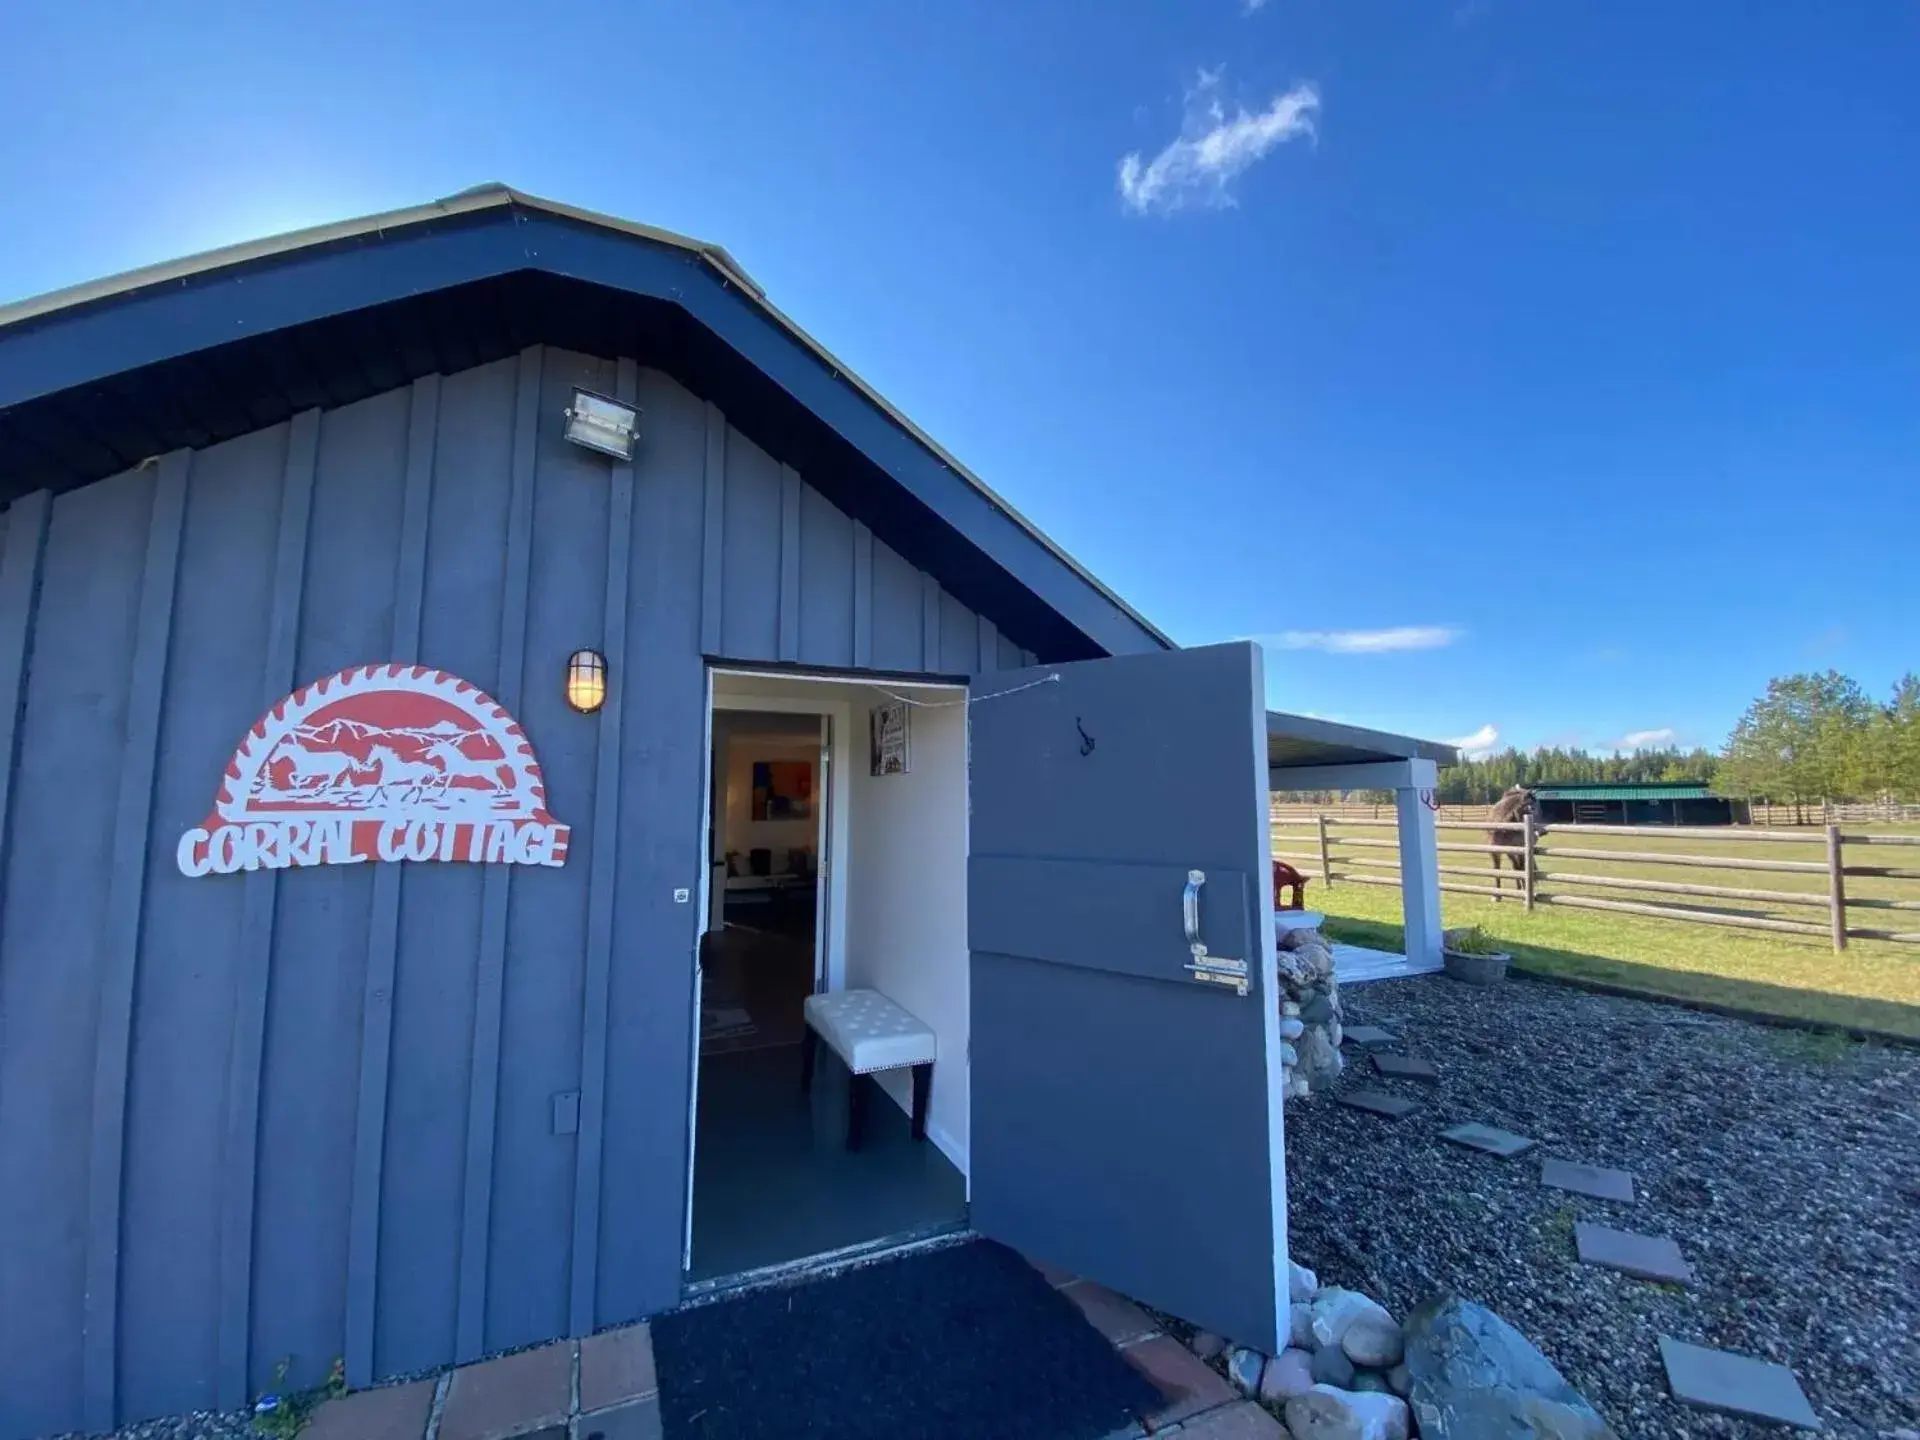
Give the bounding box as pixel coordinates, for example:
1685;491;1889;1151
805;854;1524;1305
1;183;1173;653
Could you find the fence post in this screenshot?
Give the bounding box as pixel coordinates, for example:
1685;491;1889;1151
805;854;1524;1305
1523;810;1536;912
1826;824;1848;952
1316;813;1332;888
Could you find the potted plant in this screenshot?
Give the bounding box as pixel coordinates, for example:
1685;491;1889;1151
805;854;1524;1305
1442;926;1510;984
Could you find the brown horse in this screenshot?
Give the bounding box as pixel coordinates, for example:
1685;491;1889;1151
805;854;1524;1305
1486;786;1535;898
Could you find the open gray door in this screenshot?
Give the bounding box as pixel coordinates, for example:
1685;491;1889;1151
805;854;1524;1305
968;641;1285;1352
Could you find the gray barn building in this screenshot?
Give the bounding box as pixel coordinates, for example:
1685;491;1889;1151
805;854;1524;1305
0;187;1449;1439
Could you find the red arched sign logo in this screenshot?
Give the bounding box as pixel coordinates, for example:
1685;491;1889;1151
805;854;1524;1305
177;665;570;877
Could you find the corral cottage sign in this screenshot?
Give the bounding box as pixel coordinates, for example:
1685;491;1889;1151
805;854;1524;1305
178;665;571;877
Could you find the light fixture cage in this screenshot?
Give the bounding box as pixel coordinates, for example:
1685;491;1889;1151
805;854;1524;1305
566;648;609;713
563;389;640;461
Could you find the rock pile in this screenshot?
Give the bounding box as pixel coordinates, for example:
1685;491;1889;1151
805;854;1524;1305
1277;926;1343;1100
1188;1263;1615;1438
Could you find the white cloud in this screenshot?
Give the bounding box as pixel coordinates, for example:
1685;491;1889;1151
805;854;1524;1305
1263;625;1461;654
1118;70;1319;216
1446;724;1501;759
1242;0;1270;11
1606;727;1677;752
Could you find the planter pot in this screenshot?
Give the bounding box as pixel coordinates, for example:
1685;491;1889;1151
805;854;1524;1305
1443;949;1510;985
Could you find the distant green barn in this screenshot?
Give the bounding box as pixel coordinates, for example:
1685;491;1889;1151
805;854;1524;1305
1532;781;1747;827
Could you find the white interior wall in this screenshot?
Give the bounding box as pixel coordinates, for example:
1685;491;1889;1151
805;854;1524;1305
708;670;971;1174
844;695;971;1173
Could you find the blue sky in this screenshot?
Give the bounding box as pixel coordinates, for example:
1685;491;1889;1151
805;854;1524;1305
4;0;1914;756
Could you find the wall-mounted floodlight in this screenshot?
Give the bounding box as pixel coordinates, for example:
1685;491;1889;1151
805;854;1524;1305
563;390;639;461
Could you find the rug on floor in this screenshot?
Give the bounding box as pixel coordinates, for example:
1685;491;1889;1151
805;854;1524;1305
651;1239;1161;1440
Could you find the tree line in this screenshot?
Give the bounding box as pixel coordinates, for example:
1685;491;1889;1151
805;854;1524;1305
1715;670;1920;805
1298;670;1919;807
1430;745;1721;804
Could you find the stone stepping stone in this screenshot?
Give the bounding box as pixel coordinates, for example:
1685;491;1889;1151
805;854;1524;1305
1440;1123;1535;1157
1658;1337;1820;1429
1342;1025;1398;1047
1574;1222;1694;1284
1541;1158;1636;1202
1337;1089;1421;1119
1370;1052;1439;1083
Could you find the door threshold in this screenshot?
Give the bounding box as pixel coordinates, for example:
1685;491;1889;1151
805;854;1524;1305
680;1220;973;1307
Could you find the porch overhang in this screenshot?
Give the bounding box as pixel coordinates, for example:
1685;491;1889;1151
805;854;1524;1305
1265;711;1458;779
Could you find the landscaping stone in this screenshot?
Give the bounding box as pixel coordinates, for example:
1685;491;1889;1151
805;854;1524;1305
1310;1288;1393;1349
1352;1370;1392;1394
1400;1296;1614;1439
1227;1346;1266;1395
1438;1122;1535;1158
1540;1158;1636;1203
1340;1312;1405;1369
1289;1259;1319;1301
1337;1090;1420;1120
1310;1344;1357;1389
1281;1017;1306;1040
1385;1363;1411;1397
1370;1053;1438;1083
1260;1348;1317;1404
1290;1303;1317;1348
1573;1222;1695;1285
1191;1330;1228;1360
1284;1385;1411;1440
1343;1024;1397;1047
1657;1336;1821;1429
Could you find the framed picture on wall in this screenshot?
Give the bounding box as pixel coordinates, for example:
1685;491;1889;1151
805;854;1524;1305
750;760;813;820
870;700;910;776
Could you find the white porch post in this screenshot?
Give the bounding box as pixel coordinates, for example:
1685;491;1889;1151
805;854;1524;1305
1268;756;1444;966
1395;758;1442;969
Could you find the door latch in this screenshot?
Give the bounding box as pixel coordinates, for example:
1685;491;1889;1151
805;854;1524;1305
1181;868;1249;996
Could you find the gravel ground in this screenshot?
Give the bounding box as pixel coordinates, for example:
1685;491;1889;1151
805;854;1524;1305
1285;973;1920;1438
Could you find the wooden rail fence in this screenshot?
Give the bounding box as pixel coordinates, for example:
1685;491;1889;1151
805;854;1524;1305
1272;814;1920;953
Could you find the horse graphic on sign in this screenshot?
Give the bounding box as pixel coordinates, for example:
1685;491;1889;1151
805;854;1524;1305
178;664;571;877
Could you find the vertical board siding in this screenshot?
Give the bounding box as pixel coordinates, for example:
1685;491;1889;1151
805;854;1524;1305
870;538;926;672
0;346;1037;1439
375;362;509;1377
251;383;411;1395
456;348;543;1361
123;425;287;1420
347;375;441;1385
598;367;709;1326
488;347;606;1354
84;450;190;1432
570;357;638;1335
698;403;725;658
776;465;801;662
850;521;873;670
0;491;49;885
219;411;319;1408
0;469;155;1438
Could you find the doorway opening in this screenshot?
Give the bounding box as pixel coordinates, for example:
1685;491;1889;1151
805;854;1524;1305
686;669;971;1283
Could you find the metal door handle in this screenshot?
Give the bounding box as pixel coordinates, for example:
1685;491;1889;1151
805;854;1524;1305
1183;869;1206;955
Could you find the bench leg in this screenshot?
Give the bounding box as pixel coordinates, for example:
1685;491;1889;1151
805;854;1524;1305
846;1065;867;1151
910;1063;931;1142
800;1026;817;1093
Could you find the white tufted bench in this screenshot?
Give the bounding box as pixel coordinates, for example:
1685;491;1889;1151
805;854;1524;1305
800;988;936;1149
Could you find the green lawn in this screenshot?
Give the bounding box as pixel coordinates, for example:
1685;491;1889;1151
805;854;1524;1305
1282;822;1920;1039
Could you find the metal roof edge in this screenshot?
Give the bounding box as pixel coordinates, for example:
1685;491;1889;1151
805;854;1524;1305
0;184;1172;653
1267;710;1461;767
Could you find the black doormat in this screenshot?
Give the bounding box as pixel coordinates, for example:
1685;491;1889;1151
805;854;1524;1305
651;1239;1162;1440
